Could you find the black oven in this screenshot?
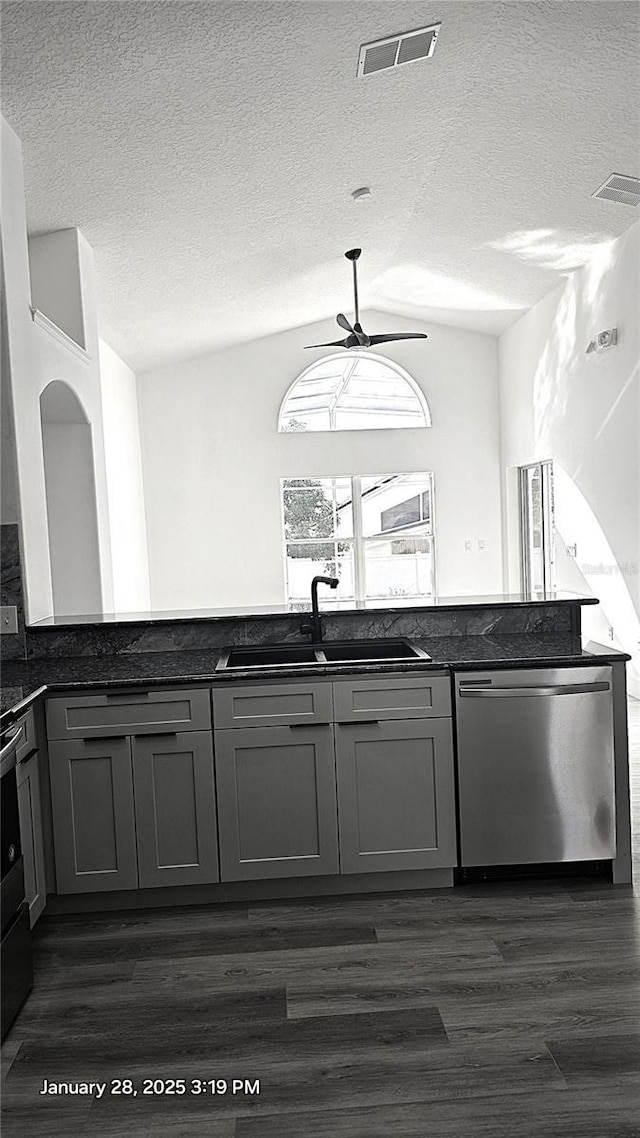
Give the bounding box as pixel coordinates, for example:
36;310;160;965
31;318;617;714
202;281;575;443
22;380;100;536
1;722;33;1040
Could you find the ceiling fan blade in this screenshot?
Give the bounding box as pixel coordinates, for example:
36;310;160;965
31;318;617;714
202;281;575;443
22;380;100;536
304;337;351;349
368;333;428;344
336;313;354;333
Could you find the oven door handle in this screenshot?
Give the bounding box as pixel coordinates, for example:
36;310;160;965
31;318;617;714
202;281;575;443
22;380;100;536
0;725;24;776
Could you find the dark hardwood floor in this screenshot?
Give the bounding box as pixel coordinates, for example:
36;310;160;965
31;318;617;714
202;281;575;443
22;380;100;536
2;699;639;1137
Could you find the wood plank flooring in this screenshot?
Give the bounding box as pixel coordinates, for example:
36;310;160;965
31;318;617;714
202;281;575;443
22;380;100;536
2;698;639;1137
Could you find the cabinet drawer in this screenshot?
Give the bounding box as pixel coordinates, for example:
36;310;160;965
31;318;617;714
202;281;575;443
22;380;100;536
333;675;451;722
15;708;37;764
46;688;211;740
213;681;333;730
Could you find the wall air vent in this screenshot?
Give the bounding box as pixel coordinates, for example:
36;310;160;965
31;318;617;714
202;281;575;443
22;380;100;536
357;23;441;77
591;173;640;207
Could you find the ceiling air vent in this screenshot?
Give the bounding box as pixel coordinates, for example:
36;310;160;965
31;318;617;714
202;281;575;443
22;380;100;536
591;173;640;207
357;23;441;77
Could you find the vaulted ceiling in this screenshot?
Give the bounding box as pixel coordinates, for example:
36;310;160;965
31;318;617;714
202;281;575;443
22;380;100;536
1;1;638;372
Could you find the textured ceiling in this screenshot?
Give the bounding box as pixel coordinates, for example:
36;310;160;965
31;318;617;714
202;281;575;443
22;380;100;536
1;1;639;372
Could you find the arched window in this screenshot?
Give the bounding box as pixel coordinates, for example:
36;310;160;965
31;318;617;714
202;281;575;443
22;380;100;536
278;352;430;432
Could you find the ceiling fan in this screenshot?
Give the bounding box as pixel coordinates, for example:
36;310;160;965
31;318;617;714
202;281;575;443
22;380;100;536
304;248;428;350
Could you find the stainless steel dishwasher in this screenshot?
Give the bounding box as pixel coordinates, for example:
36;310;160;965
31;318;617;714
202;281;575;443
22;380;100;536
454;666;616;866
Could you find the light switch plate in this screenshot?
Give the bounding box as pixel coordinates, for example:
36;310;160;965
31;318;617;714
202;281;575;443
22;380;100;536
0;606;18;634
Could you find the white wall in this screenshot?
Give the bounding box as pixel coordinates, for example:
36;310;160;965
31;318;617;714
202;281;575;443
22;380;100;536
99;339;151;611
28;229;86;349
138;312;503;609
0;115;114;620
41;420;102;615
499;221;640;693
1;276;20;526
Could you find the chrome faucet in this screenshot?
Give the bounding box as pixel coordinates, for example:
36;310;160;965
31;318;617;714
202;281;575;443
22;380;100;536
300;575;339;642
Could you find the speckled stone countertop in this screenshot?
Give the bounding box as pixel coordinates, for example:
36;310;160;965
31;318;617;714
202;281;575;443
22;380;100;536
0;634;630;725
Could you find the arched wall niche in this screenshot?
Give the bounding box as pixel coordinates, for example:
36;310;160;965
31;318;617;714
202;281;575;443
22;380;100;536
39;380;102;615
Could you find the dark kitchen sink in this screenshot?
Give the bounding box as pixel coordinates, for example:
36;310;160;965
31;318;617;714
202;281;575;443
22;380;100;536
220;645;319;669
217;639;430;670
318;639;428;662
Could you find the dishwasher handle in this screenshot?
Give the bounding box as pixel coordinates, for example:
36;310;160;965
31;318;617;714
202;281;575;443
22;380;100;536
458;681;610;698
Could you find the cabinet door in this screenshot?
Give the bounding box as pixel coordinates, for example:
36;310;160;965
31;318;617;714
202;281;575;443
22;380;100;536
335;718;457;874
132;732;219;888
215;725;339;881
48;738;138;893
16;753;46;925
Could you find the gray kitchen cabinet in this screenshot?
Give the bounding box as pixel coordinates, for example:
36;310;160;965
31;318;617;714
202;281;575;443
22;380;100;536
48;737;139;893
333;675;451;722
212;680;332;730
46;687;211;740
16;751;47;925
46;688;220;895
214;724;339;881
335;718;457;874
132;731;219;887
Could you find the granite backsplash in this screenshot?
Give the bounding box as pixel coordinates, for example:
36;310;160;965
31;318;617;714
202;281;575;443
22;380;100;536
0;523;26;661
25;601;581;659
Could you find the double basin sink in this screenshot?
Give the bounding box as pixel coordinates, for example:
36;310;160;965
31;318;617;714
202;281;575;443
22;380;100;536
217;639;431;671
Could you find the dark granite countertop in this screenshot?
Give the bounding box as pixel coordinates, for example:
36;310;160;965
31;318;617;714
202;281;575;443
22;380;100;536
27;592;598;628
0;634;630;725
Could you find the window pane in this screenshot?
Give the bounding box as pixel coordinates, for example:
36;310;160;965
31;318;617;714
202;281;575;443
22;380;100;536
282;477;353;542
360;473;433;538
285;544;355;603
363;534;434;600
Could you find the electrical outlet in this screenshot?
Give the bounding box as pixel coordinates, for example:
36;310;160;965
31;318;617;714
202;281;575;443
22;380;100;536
464;540;472;552
608;626;614;642
0;606;18;634
477;539;485;551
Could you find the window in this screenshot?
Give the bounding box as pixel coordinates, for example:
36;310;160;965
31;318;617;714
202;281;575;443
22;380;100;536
278;352;430;432
519;460;555;595
281;473;435;605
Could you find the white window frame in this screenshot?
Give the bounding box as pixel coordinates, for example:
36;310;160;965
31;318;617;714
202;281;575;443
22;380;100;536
278;351;431;432
519;459;555;595
281;473;436;604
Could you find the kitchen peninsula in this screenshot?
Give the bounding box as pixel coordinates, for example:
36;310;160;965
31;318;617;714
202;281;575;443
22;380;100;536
1;594;632;926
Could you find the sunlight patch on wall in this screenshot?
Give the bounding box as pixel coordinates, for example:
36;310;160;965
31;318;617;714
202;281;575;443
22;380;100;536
554;463;639;690
488;229;615;275
532;279;578;453
371;264;521;312
579;238;618;309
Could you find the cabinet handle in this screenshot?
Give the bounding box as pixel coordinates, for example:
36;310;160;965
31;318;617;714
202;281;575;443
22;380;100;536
337;719;380;726
288;722;328;730
458;682;610;698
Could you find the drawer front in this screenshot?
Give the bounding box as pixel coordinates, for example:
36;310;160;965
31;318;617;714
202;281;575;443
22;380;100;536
46;688;211;740
213;681;333;730
333;675;451;722
15;708;37;764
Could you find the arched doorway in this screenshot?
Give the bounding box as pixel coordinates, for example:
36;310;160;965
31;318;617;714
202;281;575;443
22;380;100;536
39;381;102;615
